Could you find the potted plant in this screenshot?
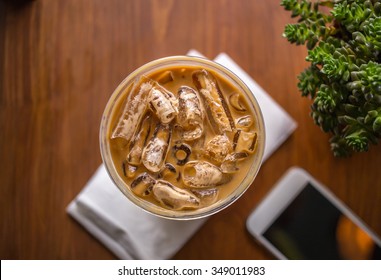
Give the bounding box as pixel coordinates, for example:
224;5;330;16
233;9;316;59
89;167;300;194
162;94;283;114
281;0;381;156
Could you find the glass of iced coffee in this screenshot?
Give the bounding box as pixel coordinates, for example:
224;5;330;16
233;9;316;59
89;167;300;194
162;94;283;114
100;56;265;220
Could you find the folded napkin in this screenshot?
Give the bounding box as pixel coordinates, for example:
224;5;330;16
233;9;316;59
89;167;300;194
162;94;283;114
66;50;297;259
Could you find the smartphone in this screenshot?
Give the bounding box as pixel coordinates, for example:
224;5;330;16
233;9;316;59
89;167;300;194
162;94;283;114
246;167;381;260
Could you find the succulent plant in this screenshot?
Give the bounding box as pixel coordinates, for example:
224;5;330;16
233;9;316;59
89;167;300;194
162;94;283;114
281;0;381;156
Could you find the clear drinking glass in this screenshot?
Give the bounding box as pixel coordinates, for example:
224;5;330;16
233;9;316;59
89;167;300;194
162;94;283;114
100;56;265;220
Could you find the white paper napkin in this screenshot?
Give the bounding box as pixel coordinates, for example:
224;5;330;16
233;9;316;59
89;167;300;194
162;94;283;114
66;50;297;259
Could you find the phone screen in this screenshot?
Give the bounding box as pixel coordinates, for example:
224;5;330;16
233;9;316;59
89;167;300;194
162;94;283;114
263;183;381;259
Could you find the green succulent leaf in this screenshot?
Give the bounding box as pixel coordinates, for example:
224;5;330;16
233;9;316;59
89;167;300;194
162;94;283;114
345;129;370;152
297;65;323;97
282;0;381;156
373;116;381;132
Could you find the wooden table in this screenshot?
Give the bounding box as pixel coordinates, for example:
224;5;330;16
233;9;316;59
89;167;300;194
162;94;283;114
1;0;381;260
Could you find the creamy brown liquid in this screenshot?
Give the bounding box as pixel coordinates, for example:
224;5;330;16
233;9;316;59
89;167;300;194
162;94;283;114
108;65;259;211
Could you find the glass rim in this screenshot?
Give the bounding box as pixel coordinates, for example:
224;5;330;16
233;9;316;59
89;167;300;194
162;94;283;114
99;55;266;220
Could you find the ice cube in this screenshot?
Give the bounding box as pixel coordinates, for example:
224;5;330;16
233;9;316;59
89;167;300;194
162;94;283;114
130;172;156;196
122;161;138;178
172;142;192;166
142;123;172;172
233;130;258;153
148;84;178;124
177;86;204;141
220;152;248;173
158;163;178;180
235;115;253;130
156;71;174;84
191;188;219;207
152;180;200;210
228;92;247;111
111;76;153;141
193;70;235;133
127;113;152;166
182;160;225;188
205;134;233;163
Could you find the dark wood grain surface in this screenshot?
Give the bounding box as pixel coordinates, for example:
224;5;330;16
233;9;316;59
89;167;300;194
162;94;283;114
1;0;380;260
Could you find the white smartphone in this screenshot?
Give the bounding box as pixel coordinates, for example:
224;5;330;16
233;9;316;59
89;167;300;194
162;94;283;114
246;167;381;260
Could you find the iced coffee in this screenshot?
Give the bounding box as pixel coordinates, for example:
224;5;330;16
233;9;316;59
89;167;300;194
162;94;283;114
101;56;264;218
